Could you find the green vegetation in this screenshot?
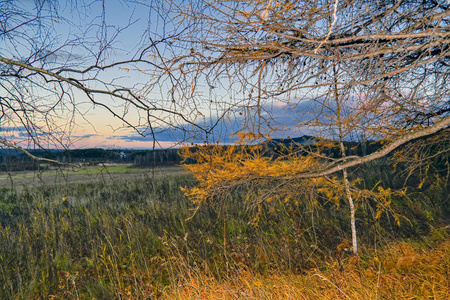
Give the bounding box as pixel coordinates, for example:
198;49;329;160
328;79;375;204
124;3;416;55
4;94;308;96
65;164;138;175
0;160;448;299
2;165;138;179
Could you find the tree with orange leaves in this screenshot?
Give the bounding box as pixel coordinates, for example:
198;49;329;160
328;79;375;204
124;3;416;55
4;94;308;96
169;0;450;256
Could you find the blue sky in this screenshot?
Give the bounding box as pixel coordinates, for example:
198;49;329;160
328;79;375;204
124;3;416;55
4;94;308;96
1;1;186;149
1;1;386;149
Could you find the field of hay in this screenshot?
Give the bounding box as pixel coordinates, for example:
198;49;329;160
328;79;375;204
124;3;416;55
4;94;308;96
0;163;448;299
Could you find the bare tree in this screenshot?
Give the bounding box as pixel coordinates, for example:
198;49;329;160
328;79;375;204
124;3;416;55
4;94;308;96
0;0;219;161
170;0;450;255
167;0;450;144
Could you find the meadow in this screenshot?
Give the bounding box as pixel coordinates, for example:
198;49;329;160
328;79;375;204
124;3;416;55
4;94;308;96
0;163;449;299
0;164;183;191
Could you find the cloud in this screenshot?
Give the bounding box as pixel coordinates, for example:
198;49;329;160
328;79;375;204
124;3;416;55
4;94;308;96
106;100;326;147
0;97;370;150
0;126;28;132
109;110;294;147
73;134;100;139
18;131;52;137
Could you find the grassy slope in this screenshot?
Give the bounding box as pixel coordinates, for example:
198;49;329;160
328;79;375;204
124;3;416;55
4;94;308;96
0;165;448;299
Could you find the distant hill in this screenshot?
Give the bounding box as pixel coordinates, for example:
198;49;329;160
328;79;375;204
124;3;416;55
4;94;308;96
265;135;317;147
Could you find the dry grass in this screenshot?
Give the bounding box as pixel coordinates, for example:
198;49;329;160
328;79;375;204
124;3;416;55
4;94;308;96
162;239;450;300
1;168;448;299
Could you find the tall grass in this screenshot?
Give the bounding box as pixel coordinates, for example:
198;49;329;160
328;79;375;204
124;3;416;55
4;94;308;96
0;163;448;299
162;236;450;299
0;174;198;299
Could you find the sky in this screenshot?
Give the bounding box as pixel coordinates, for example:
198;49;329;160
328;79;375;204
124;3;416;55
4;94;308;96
1;1;187;149
1;0;386;150
1;0;310;149
2;0;447;151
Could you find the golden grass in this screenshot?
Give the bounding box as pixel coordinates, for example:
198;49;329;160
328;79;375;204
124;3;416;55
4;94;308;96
161;240;450;300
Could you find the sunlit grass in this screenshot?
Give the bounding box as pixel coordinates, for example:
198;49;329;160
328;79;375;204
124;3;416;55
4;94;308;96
162;238;450;299
0;164;138;179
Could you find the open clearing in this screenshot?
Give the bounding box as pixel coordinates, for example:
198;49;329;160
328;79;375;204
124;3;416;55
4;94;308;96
0;164;184;191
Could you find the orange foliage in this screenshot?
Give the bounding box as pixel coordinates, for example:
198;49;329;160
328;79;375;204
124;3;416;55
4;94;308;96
180;132;400;221
180;133;326;212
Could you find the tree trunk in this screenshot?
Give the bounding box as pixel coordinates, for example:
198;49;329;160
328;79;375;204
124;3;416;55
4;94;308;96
342;167;358;255
333;62;359;256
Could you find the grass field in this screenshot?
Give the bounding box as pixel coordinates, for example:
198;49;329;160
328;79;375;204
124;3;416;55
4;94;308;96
0;164;183;191
0;162;449;299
